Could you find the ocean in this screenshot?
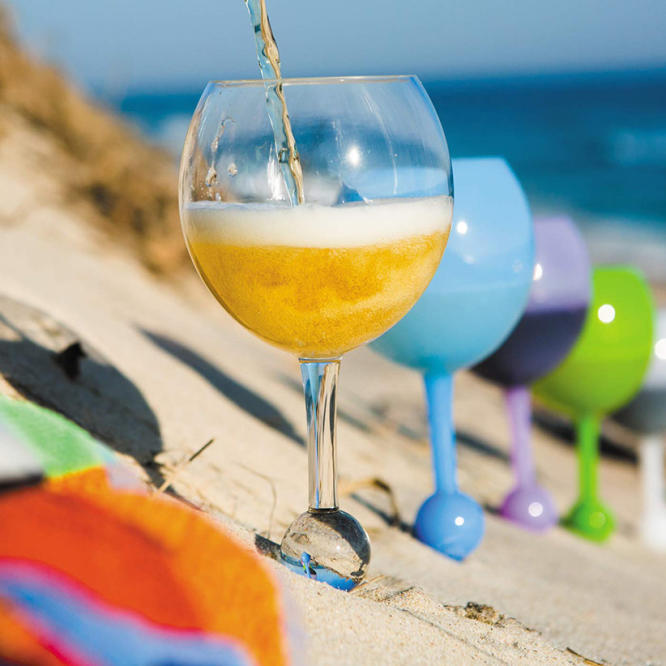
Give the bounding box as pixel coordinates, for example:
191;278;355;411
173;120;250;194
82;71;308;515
114;72;666;282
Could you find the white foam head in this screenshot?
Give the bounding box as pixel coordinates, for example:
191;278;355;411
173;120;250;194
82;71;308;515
183;196;452;248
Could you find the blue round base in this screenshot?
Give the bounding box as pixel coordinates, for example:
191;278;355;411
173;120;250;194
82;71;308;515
413;491;484;560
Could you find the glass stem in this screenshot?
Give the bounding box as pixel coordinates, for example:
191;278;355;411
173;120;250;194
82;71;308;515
424;371;458;495
576;413;600;503
641;434;665;518
300;359;340;511
505;385;537;488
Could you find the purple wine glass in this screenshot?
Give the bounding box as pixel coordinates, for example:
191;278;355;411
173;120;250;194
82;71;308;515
474;217;591;531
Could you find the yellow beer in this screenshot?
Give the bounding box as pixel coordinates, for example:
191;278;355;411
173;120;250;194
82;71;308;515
184;197;452;358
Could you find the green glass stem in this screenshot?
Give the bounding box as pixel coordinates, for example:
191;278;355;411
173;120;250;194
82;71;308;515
565;412;615;541
577;413;600;504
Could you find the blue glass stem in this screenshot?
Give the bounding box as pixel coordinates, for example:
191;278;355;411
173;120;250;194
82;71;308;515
424;372;458;495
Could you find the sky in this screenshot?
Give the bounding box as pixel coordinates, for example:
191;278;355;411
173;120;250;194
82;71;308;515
10;0;666;96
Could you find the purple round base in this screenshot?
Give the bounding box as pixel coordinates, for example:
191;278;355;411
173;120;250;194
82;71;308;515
500;484;558;532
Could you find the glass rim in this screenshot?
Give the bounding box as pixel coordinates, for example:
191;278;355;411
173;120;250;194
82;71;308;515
206;74;420;88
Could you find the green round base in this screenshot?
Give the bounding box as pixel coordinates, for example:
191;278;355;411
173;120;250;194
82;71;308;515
562;499;615;542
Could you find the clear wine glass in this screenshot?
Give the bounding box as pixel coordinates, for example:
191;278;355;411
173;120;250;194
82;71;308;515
179;75;453;589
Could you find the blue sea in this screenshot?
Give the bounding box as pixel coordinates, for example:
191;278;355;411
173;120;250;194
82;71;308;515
114;72;666;282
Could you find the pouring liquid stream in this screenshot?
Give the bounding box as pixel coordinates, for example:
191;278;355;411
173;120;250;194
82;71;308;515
244;0;305;205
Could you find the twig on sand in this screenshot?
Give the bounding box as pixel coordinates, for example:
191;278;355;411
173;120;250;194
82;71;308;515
157;438;215;494
565;647;605;665
339;476;402;526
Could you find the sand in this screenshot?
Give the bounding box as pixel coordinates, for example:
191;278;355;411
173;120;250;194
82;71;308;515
0;106;665;665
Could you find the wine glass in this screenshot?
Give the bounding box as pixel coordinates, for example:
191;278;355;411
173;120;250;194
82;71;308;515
613;308;666;550
371;157;534;560
534;267;655;541
473;216;591;531
179;76;454;588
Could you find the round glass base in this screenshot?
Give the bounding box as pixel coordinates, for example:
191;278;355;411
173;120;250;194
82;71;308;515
563;498;615;542
413;490;484;561
279;509;370;590
500;484;558;532
642;511;666;551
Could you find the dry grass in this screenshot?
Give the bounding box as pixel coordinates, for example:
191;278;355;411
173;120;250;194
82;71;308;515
0;7;187;273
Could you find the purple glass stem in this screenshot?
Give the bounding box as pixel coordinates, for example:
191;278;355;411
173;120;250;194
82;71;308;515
505;385;537;488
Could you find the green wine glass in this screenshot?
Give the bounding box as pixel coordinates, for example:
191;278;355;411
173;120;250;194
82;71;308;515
534;266;655;541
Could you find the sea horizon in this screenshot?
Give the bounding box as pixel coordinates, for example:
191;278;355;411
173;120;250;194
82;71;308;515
111;69;666;282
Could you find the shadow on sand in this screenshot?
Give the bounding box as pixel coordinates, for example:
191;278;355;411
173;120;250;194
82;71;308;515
139;329;304;448
0;296;165;485
533;409;637;463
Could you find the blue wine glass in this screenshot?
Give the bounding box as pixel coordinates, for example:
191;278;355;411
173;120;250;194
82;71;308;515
371;157;534;559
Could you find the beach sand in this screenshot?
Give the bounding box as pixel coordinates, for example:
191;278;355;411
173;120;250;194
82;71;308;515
1;109;665;665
